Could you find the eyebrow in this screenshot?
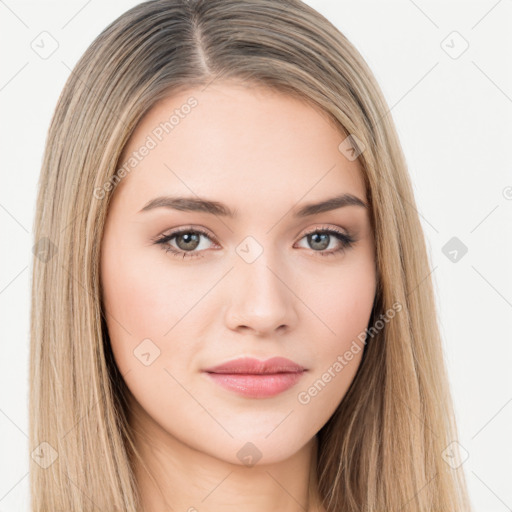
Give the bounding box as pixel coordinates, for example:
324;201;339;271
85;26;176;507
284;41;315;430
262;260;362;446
138;193;368;217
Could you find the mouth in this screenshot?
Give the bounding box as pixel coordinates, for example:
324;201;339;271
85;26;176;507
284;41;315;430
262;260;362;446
202;356;307;399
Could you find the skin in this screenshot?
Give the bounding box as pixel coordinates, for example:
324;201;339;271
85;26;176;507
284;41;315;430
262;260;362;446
100;80;377;512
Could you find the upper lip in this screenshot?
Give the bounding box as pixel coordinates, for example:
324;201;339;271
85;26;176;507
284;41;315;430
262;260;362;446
203;356;306;374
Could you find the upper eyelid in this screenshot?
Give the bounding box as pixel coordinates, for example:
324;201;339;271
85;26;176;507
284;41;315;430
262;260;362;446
163;226;219;244
160;224;351;239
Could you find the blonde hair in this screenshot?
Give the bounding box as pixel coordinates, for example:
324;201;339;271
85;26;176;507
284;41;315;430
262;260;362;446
29;0;473;510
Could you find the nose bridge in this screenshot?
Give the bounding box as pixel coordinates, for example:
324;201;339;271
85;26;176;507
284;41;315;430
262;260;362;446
225;236;297;333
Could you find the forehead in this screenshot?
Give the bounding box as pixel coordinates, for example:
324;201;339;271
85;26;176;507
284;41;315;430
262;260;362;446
114;82;367;210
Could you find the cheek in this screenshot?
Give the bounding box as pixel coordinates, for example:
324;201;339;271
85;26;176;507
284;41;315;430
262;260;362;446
100;241;195;376
101;242;197;334
294;258;375;416
312;258;376;351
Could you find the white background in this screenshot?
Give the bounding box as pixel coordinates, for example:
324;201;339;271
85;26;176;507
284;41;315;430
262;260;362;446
1;1;511;510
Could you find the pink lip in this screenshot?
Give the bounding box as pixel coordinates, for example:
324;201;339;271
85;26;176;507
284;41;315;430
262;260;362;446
202;357;306;398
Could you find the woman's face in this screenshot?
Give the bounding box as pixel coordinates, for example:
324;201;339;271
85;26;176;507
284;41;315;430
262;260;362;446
100;81;376;465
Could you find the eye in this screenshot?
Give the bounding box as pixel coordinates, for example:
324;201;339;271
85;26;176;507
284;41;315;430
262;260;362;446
152;227;217;260
295;226;356;257
152;225;357;260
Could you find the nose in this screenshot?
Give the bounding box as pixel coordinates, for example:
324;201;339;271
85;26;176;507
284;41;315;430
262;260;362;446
223;253;299;337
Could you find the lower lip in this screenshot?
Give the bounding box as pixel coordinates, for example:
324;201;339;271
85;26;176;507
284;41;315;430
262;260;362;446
204;371;305;398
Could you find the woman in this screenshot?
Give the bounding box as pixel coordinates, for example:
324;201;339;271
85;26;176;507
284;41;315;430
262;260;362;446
29;0;473;510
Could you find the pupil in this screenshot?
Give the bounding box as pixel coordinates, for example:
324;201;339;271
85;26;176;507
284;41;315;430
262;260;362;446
177;232;200;250
309;233;329;250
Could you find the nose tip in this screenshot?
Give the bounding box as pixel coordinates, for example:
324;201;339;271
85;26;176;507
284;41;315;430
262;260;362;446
223;257;298;336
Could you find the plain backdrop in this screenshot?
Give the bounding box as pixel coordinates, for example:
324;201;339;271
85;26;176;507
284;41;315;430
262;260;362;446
1;1;511;510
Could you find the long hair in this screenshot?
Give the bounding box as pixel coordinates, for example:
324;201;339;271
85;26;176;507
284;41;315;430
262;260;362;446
29;0;473;510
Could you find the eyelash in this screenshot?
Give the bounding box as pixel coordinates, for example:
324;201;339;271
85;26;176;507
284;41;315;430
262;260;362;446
152;225;356;260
